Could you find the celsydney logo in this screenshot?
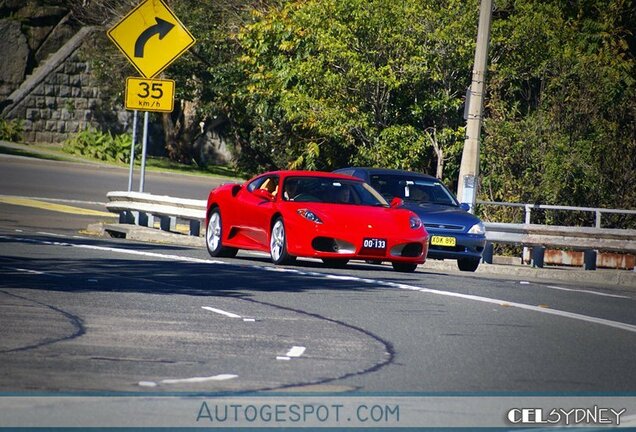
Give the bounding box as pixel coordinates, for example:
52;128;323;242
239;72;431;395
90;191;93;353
507;406;626;426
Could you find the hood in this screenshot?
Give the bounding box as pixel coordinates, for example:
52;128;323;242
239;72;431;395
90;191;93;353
401;202;482;229
289;202;421;232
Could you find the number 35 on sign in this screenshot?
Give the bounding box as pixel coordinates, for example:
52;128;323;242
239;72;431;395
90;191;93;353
125;77;175;112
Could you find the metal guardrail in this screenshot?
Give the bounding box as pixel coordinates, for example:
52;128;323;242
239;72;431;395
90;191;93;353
477;200;636;229
106;191;636;271
106;191;206;236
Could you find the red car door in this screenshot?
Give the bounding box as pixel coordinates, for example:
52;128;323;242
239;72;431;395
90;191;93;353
233;174;279;249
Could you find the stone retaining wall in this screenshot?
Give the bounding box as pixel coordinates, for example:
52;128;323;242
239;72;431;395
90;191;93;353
19;49;109;142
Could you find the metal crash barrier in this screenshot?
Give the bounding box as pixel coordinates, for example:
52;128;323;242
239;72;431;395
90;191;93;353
106;191;636;271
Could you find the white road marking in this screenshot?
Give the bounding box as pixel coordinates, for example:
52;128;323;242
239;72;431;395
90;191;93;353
20;196;107;206
3;234;636;335
546;285;630;299
243;251;270;258
37;231;66;237
160;374;238;384
202;306;242;319
14;268;44;275
138;374;237;387
277;346;306;361
520;281;530;285
286;346;306;357
11;267;63;278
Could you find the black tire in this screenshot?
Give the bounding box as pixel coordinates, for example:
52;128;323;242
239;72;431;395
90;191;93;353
322;258;349;268
270;217;295;265
458;257;480;272
392;262;418;273
206;208;238;258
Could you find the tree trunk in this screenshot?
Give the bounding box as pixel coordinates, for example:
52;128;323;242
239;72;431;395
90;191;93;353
425;127;444;179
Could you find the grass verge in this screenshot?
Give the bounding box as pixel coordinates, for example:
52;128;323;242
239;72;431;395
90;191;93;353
0;141;244;180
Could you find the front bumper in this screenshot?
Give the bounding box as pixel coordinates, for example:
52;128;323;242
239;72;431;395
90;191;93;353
287;223;428;263
425;231;486;261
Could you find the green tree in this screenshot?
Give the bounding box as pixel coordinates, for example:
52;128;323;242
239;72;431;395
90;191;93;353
482;0;635;224
223;0;479;179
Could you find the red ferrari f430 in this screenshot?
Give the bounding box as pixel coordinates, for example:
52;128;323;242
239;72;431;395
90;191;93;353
205;171;429;272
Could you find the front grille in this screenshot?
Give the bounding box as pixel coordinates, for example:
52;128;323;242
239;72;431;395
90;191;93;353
424;223;464;230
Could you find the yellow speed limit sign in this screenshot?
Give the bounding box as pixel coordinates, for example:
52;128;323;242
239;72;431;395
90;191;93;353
125;77;175;112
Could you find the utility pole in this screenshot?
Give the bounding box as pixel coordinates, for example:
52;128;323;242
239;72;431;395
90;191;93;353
457;0;493;213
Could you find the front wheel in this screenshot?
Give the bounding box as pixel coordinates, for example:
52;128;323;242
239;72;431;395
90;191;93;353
392;262;418;273
206;208;238;258
458;257;480;272
270;217;295;265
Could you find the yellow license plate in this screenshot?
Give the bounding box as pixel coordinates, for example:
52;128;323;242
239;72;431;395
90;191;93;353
431;236;456;247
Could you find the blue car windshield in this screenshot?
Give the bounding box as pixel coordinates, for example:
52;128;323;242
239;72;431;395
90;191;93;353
283;177;388;206
368;174;458;206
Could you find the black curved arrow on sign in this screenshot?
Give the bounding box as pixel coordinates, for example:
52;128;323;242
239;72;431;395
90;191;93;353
134;17;175;58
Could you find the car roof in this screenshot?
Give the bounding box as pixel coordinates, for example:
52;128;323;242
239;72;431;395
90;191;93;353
336;167;438;181
257;170;363;182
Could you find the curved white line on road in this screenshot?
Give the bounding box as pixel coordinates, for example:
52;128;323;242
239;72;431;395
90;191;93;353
4;234;636;335
546;284;630;299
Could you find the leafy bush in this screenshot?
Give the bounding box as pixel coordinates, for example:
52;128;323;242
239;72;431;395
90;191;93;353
0;118;24;142
63;128;137;163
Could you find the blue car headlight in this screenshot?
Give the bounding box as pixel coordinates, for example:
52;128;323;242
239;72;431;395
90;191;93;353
468;222;486;235
409;215;423;230
297;209;323;224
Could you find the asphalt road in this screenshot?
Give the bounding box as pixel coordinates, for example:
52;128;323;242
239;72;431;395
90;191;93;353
1;154;635;394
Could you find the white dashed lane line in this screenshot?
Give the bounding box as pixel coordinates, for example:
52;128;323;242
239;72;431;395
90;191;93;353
10;267;63;277
139;374;238;387
276;346;306;361
202;306;256;322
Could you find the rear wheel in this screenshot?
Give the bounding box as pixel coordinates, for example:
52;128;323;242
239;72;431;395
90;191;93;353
270;217;295;265
392;262;418;273
206;208;238;258
322;258;349;268
458;257;480;272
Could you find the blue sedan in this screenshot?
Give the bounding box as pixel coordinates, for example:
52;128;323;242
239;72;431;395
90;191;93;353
334;167;486;271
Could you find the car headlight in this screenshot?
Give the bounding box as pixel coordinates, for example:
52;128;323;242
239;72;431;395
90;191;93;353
468;222;486;235
409;215;423;229
297;209;323;224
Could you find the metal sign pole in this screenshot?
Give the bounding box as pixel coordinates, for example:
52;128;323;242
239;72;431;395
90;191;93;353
127;110;138;191
139;111;149;192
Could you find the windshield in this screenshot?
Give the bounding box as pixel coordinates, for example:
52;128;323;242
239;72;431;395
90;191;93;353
368;174;458;206
283;176;388;206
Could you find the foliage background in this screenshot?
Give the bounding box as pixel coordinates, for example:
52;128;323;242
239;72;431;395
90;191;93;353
70;0;635;224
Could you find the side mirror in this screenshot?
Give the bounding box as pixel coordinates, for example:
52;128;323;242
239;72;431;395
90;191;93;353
390;197;404;208
459;203;470;212
253;188;274;201
231;184;242;197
